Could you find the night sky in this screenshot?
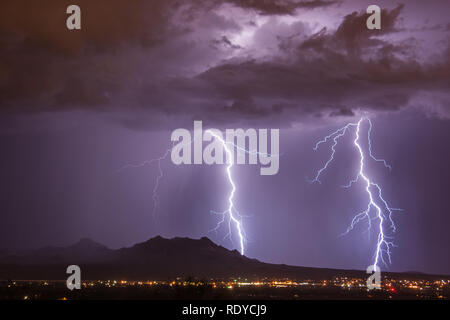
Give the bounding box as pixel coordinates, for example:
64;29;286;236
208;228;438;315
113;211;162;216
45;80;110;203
0;0;449;275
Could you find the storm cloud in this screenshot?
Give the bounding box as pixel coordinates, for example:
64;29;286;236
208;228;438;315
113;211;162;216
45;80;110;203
0;0;449;129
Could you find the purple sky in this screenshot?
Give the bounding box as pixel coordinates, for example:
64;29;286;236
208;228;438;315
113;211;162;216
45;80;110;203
0;0;449;274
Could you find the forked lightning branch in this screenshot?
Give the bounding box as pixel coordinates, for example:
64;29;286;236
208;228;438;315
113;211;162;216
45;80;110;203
309;118;401;270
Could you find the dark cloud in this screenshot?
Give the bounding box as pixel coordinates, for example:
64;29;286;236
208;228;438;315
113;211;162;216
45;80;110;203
330;107;355;117
334;4;404;54
0;1;449;129
163;5;448;126
212;36;242;49
0;0;175;53
224;0;339;15
0;0;181;111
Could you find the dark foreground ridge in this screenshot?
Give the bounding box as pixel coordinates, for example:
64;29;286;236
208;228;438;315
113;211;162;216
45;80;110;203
0;236;447;281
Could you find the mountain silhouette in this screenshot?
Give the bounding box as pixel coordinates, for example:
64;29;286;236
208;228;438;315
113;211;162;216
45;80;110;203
0;236;447;281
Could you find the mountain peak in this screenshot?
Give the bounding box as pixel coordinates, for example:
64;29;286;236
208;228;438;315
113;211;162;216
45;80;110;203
199;236;214;243
70;238;107;250
141;235;216;245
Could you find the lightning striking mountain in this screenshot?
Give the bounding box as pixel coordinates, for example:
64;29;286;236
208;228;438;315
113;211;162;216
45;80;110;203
118;130;275;256
309;118;400;269
205;129;246;255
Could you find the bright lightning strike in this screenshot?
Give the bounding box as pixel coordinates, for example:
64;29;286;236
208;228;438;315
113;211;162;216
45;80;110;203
118;131;268;256
206;130;246;255
310;118;401;269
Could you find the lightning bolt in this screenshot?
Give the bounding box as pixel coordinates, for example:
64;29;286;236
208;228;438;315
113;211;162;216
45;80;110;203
206;130;246;255
205;130;279;255
118;130;276;256
118;145;173;217
310;118;400;269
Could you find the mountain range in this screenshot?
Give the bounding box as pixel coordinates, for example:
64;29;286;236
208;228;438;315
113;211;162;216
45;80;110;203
0;236;447;281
